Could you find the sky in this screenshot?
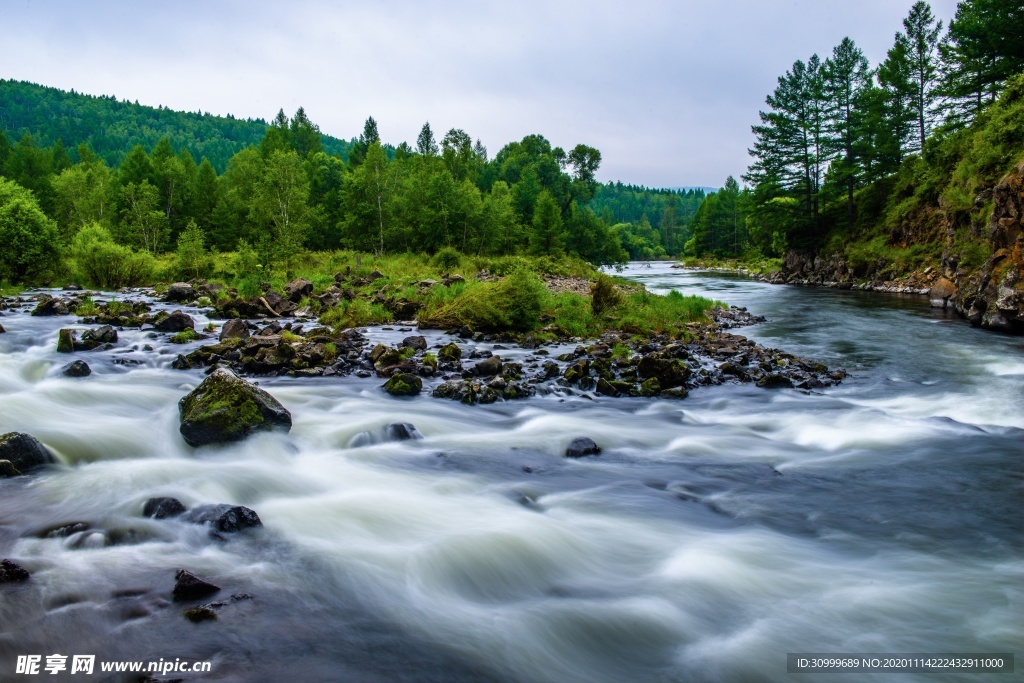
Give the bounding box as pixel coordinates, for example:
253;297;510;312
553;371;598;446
0;0;959;188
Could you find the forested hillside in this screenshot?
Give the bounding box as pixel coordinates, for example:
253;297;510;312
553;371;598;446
0;80;352;171
589;183;705;259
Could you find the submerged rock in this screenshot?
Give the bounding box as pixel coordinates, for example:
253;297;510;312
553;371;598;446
565;437;602;458
62;360;92;377
0;432;58;473
182;504;262;533
183;607;218;622
172;569;221;602
143;497;187;519
0;559;31;583
178;368;292;446
385;423;423;441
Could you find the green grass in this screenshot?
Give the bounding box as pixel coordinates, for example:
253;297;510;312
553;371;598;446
74;296;100;316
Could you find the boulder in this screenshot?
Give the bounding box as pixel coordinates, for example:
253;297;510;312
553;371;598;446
383;373;422;396
178;368;292;446
0;432;58;472
472;355;502;377
182;504;262;532
385;423;423;441
401;335;427;351
220;319;250;341
154;310;195;333
0;323;5;334
172;569;220;602
0;559;31;583
284;278;314;303
62;360;92;377
31;297;70;316
143;497;187;519
82;325;117;345
565;437;601;458
929;277;957;309
166;282;196;302
757;373;794;389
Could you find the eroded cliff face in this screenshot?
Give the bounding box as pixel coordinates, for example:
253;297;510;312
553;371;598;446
774;159;1024;334
943;160;1024;333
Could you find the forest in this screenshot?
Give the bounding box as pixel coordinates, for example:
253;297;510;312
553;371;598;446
684;0;1023;266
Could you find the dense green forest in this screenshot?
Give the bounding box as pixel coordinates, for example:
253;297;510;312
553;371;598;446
683;0;1024;267
0;91;632;286
590;184;706;259
0;80;357;172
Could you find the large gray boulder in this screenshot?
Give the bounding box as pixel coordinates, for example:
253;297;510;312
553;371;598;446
0;432;58;474
178;368;292;447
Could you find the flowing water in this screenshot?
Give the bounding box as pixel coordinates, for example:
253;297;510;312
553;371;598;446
0;264;1021;682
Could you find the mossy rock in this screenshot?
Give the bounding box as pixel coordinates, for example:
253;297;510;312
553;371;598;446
437;343;462;362
383;373;423;396
184;607;218;623
56;329;75;353
178;368;292;447
0;432;58;473
639;377;661;397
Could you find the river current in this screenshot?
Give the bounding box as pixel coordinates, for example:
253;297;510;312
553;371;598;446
0;263;1020;682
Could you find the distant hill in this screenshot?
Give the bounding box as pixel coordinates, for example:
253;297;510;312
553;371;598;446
0;79;351;171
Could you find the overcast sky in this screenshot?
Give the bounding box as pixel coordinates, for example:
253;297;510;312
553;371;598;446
1;0;959;188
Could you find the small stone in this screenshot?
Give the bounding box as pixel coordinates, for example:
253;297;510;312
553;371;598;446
565;437;601;458
62;360;91;377
172;569;221;602
0;559;31;583
220;319;250;341
472;355;502;377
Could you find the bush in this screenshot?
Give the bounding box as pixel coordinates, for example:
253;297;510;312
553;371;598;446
590;273;622;317
176;220;213;279
71;223;155;288
432;246;464;271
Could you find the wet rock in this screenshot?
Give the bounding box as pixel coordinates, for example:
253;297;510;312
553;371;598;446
143;497;187;519
172;569;221;602
0;432;58;473
565;437;601;458
472;355;502;377
182;504;262;533
383;373;423;396
166;282;196;302
0;559;31;583
0;460;20;476
401;335;427;351
63;284;83;291
220;319;250;341
62;360;91;377
31;297;70;316
178;367;292;446
154;310;195;333
385;423;423;441
929;277;957;309
660;386;689;399
40;522;91;538
82;325;117;345
637;355;690;388
0;323;5;334
756;373;794;389
284;278;314;302
183;607;218;622
56;328;75;353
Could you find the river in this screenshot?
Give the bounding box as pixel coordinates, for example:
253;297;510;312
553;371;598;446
0;263;1021;682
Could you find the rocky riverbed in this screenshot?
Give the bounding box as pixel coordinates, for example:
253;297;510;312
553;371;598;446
0;280;845;408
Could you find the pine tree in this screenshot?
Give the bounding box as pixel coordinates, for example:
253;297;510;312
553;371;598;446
902;2;943;150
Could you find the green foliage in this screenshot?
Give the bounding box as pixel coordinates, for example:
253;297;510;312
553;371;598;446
70;223;155;288
176;220;212;278
590;273;622;317
421;268;546;332
74;296;100;316
170;328;198;344
0;177;61;283
319;298;393;328
432;246;464;271
617;289;717;336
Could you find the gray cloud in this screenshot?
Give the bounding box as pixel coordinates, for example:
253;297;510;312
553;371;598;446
0;0;960;187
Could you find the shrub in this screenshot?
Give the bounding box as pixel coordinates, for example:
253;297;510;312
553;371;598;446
590;273;622;317
432;246;464;272
176;220;213;279
71;223;155;288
